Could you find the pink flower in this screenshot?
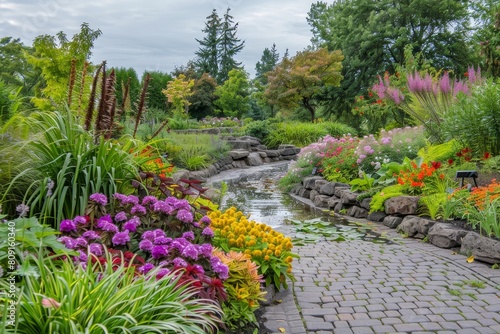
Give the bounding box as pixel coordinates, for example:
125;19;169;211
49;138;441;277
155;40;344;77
41;298;61;309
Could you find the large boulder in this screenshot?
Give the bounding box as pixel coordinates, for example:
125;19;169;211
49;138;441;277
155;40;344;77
333;184;351;197
309;189;320;202
314;179;329;191
327;197;342;210
227;140;251;150
384;196;420;215
314;195;331;208
319;182;336;196
460;232;500;264
367;211;386;222
428;223;469;249
397;215;435;239
339;189;358;204
245;152;264;166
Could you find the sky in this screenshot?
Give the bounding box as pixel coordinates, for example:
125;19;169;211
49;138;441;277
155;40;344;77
0;0;327;78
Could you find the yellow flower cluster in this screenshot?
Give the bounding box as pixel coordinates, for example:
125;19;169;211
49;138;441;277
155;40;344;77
208;207;293;261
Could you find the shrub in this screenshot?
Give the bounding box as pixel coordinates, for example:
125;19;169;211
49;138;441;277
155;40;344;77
1;253;222;333
319;134;360;183
244;120;271;141
355;126;426;174
213;250;266;332
208;207;296;290
57;192;228;304
441;79;500;156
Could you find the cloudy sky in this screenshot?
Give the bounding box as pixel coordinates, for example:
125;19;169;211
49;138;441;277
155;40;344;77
0;0;328;78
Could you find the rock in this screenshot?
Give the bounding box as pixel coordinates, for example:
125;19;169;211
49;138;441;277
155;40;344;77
428;223;469;248
334;202;344;213
460;232;500;264
314;179;329;191
319;182;336;196
397;215;435;239
333;184;351;197
347;206;368;218
302;176;325;190
279;148;297;156
171;169;190;183
314;195;331;208
368;211;386;222
257;151;268;158
227;140;251;150
232;160;248;168
360;197;372;210
327;197;341;209
309;189;319;202
339;189;358;204
228;149;250;160
245;152;264;166
290;184;302;195
383;216;403;228
384;196;420;215
264;150;280;158
297;188;311;198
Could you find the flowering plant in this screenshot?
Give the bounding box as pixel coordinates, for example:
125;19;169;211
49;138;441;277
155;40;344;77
319;134;360;182
135;145;175;178
58;192;228;303
355;126;426;174
208;207;296;290
396;160;447;195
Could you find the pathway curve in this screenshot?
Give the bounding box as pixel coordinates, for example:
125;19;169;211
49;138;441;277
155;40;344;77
264;216;500;334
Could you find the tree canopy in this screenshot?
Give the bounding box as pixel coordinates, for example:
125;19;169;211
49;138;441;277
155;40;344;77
264;48;343;122
307;0;476;117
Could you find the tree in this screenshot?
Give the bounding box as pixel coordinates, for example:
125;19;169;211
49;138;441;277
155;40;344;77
194;9;221;79
144;71;172;110
194;8;244;84
264;48;343;122
26;22;102;111
162;74;194;116
0;37;40;100
113;67;140;114
214;68;250;118
307;0;475;117
473;1;500;77
188;73;217;119
217;8;245;84
255;44;280;85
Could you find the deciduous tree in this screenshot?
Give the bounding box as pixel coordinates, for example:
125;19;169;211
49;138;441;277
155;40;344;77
214;68;250;118
162;74;194;116
264;48;343;122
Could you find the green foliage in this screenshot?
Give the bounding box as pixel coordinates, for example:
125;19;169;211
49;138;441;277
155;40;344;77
244;119;271;141
144;71;172;110
113;67;140;116
349;173;375;192
1;252;222;333
264;121;355;148
5;111;140;228
255;43;280;86
462;197;500;238
418;193;448;220
176;146;211;170
189;73;217;120
264;48;343;122
0;81;24;124
26;23;102;111
370;184;405;213
320;135;360;183
308;0;474;118
418;140;460;164
441;79;500;156
214;69;250;118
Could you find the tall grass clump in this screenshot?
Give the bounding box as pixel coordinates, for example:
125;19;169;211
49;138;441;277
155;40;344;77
1;253;222;334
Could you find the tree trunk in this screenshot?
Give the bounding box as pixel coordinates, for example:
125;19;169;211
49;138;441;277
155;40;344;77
302;98;315;122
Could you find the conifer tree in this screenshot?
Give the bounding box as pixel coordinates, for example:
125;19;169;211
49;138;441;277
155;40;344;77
217;8;245;84
255;43;280;85
195;9;220;79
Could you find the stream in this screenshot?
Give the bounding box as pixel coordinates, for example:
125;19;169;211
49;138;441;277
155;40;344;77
207;162;393;244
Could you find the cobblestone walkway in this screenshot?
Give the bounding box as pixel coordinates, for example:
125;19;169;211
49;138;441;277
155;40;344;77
263;223;500;334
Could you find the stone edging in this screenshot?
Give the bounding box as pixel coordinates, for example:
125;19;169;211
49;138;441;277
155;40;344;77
291;175;500;265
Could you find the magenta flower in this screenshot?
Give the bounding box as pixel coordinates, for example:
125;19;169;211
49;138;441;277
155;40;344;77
89;193;108;206
102;222;119;233
96;215;113;228
131;204;146;215
199;243;213;258
138;263;155;274
57;236;75;249
156;268;171;279
176;209;193;223
112;231;130;246
82;230;100;241
60;219;77;232
200;216;211;225
202;227;214;238
114;211;128;222
181;244;199;260
172;257;188;268
182;231;195;241
139;239;153;252
74;216;87;225
154;236;171;245
151;245;169;259
141;230;155;241
124;195;140;206
210;257;229;280
142;195;158;206
89;243;103;256
123;221;137;233
74;237;88;248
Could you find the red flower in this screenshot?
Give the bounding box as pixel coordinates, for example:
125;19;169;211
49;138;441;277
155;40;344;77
431;161;442;169
368;92;373;97
448;159;454;165
483;152;491;160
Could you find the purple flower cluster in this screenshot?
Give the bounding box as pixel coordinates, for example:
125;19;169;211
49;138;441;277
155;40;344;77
89;193;108;206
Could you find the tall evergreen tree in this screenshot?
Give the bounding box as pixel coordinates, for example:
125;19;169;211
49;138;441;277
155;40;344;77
255;44;280;85
217;8;245;84
194;9;221;79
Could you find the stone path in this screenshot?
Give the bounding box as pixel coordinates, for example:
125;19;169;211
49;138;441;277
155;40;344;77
263;222;500;334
